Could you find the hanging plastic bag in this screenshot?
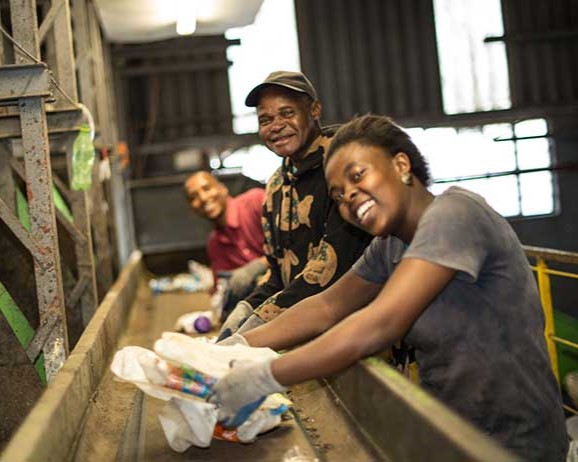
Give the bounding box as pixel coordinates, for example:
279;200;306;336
71;124;95;191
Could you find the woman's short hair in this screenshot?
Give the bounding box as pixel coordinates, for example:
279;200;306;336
325;114;431;186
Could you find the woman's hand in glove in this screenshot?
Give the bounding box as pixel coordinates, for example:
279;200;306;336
208;358;285;427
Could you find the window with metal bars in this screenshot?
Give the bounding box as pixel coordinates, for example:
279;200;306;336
407;119;556;218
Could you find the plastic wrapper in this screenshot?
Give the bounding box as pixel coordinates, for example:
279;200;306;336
149;273;212;294
110;335;290;452
149;261;213;294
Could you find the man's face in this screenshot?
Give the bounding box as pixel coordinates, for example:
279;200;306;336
185;173;228;224
256;87;321;164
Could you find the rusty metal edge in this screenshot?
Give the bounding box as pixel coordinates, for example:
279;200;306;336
523;245;578;265
0;250;143;462
327;358;521;462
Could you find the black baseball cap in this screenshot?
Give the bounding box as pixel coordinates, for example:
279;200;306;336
245;71;318;107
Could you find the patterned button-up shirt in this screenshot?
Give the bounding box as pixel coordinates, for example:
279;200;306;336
245;126;373;321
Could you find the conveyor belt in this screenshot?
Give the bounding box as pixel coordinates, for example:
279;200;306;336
1;252;516;462
70;287;381;462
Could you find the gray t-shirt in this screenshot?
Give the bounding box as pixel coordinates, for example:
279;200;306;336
353;187;567;462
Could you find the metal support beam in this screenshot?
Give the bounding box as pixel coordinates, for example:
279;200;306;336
51;0;98;325
0;107;82;139
9;0;40;65
72;0;116;294
65;273;90;311
0;64;51;102
0;142;16;209
71;0;95;118
29;0;99;325
6;0;68;381
87;1;112;146
0;195;52;271
52;0;77;105
0;8;5;66
50;171;73;204
65;144;98;325
25;313;59;363
20;95;68;381
91;167;114;299
38;1;62;44
55;206;87;246
10;158;86;246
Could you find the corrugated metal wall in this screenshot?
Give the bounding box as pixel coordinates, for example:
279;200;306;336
502;0;578;108
295;0;578;125
295;0;443;125
112;35;236;177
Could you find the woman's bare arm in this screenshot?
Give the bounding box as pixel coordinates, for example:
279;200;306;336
271;258;456;385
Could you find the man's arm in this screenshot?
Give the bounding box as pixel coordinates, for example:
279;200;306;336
244;269;381;350
243;253;284;307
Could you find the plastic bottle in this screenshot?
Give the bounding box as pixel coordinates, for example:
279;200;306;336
71;124;95;191
173;311;213;334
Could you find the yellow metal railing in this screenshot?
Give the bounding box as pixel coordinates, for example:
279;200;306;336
524;245;578;415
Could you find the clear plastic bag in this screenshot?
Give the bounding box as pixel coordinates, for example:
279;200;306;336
110;335;291;452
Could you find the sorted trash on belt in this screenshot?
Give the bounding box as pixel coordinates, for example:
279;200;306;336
173;310;214;334
149;260;213;294
110;333;291;451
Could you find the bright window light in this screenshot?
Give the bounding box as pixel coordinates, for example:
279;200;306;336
219;0;299;183
225;0;300;134
222;145;281;183
414;119;554;218
519;172;554;216
433;0;511;114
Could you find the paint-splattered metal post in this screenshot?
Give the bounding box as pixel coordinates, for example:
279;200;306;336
8;0;69;381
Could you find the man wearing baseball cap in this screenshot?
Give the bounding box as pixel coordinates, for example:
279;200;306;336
218;71;373;339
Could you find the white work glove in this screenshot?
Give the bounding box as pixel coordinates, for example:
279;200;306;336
217;300;254;341
228;259;267;298
217;333;248;347
208;358;285;428
236;314;265;335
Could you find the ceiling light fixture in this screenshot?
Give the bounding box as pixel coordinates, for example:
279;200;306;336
176;0;197;35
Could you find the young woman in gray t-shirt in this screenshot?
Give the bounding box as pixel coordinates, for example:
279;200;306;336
210;114;568;462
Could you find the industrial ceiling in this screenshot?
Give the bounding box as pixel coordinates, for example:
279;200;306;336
93;0;264;43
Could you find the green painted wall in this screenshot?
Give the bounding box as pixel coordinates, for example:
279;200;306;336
555;310;578;386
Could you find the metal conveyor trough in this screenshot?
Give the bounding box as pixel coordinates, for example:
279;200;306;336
1;251;516;462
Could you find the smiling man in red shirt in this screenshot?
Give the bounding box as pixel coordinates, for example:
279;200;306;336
184;171;267;303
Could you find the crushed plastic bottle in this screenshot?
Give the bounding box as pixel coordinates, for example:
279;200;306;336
148;273;213;295
174;311;214;334
149;277;175;294
71;124;95;191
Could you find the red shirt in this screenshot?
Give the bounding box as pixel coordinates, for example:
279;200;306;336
207;188;265;279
